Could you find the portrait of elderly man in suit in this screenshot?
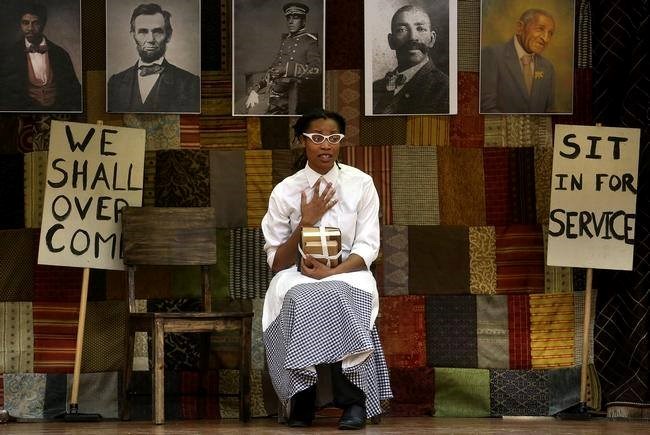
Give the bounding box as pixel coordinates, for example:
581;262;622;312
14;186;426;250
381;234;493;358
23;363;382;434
0;2;81;112
107;2;200;113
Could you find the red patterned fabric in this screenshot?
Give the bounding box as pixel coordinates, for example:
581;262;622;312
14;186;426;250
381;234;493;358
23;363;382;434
32;231;83;302
378;296;427;367
33;302;79;373
484;149;511;226
495;225;544;294
341;146;392;224
450;72;484;147
508;294;531;369
388;367;434;416
180;115;200;148
179;371;220;419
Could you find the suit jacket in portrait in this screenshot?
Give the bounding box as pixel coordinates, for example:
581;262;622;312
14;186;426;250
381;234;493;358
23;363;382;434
372;58;449;115
107;59;200;113
480;39;555;113
0;38;81;112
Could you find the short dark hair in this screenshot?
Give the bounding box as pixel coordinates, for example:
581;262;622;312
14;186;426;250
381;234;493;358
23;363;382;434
293;108;346;137
130;3;173;42
19;3;47;27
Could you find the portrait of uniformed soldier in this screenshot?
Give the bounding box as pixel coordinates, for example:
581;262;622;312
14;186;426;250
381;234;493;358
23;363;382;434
244;2;322;115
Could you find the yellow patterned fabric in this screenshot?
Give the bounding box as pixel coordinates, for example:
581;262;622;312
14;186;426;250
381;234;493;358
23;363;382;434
0;302;33;373
469;227;497;294
406;116;450;146
245;150;272;227
530;294;575;368
247;118;262;149
23;151;48;228
542;227;573;293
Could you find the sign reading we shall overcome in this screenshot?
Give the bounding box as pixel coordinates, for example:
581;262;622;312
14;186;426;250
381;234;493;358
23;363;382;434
38;121;145;271
547;124;641;271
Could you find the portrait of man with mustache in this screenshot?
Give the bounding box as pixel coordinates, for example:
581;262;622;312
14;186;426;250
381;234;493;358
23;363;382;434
371;4;450;115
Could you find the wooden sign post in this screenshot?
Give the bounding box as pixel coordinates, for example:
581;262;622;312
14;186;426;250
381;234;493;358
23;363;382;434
39;120;145;420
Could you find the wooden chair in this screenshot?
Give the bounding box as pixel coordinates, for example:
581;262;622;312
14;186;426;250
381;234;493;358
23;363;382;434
120;206;253;424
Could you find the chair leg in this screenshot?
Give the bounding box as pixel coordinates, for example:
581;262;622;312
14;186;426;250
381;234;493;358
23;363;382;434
239;317;252;422
152;319;165;424
121;321;135;421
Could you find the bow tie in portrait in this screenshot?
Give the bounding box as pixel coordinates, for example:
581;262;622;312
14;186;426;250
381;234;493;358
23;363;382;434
25;44;48;54
139;64;165;76
385;71;406;91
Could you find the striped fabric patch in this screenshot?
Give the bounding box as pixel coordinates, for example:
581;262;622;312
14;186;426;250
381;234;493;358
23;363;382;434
378;296;426;367
81;301;128;372
328;70;362;147
201;71;231;115
247;117;262;149
0;302;34;373
180;115;200;148
123;114;180;150
495;225;544;294
483;148;510;225
141;151;156;207
210;149;247;228
530;293;575;368
490;369;549;416
450;72;484;147
85;71;123;126
469;226;497;294
574;290;597;366
0;230;33;301
391;146;439;225
23;151;48;228
457;0;480;72
406;116;450;146
33;302;78;373
534;146;553;225
508;294;531;369
229;228;272;299
542;227;573;293
155;150;210;207
437;147;486;225
379;225;408;296
200;116;248;148
245;150;272;227
359;117;407;146
341;146;392;224
477;295;509;368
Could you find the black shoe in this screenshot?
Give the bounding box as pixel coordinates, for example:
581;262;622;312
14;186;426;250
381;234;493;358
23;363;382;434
338;404;366;430
288;386;316;428
287;417;312;428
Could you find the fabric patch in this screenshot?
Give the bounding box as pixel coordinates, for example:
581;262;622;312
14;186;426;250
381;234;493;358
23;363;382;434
437;147;486;225
229;228;272;299
379;225;408;296
81;2;106;69
359;117;407;146
548;366;581;415
530;294;575;368
477;295;509;368
218;369;269;418
509;148;537;224
67;372;119;419
406;116;449;146
391;146;439;225
210;149;247;228
574;290;597;366
220;0;230;70
0;154;24;229
210;299;252;370
490;369;549;416
542;226;573;293
178;370;219;419
508;294;531;369
469;226;497;294
483;148;510;225
450;72;483;147
33;302;78;373
0;230;34;301
0;302;34;373
426;295;477;367
123;114;180;151
3;373;46;418
534;145;553;225
32;230;83;302
23;151;48;228
201;0;220;70
341;145;392;224
245;150;273;227
43;373;67;419
458;0;480;72
200;116;248;148
201;71;231;115
261;118;290;149
142;151;156;207
484;116;552;148
85;71;123;126
552;69;593;127
409;226;469;294
325;0;363;70
272;149;301;186
247;117;262;149
388;367;434;417
81;301;128;373
105;266;173;300
251;298;265;371
495;225;544;294
180;115;200;148
155;150;210;207
434;368;490;417
328;70;362;147
17;115;80;152
125;371;182;420
378;296;426;368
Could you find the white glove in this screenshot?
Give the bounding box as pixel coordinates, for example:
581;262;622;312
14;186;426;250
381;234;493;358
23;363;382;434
245;90;259;108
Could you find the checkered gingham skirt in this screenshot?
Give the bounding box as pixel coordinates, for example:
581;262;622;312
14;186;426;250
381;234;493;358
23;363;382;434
263;280;392;418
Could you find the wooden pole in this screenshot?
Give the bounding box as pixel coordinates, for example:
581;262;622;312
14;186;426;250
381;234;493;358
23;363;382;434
579;268;593;409
69;267;90;411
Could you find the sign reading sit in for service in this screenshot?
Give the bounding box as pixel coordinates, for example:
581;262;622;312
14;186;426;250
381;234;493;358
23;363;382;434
547;124;641;271
38;121;145;271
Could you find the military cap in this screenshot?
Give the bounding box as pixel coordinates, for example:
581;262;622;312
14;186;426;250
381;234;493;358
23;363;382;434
283;2;309;15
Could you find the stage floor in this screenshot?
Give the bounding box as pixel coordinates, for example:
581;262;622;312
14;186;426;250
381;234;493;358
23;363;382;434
1;417;648;434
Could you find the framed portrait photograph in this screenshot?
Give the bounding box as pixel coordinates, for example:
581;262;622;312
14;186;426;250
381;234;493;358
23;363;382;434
0;0;82;113
232;0;325;116
479;0;575;114
364;0;457;116
106;0;201;114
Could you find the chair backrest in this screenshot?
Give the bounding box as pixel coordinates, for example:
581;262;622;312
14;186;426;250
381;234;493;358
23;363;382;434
122;207;217;266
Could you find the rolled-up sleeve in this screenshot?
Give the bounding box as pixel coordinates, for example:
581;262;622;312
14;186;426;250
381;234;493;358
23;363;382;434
261;187;292;269
349;178;380;268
